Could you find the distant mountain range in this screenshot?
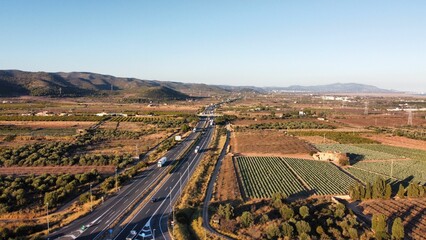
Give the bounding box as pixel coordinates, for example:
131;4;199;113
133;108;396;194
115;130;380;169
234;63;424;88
0;70;396;99
264;83;395;93
0;70;229;99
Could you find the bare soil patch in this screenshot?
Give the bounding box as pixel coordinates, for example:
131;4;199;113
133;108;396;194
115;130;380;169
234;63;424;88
231;130;316;155
297;135;338;144
214;154;242;202
334;114;426;128
85;133;167;155
359;198;426;239
362;133;426;151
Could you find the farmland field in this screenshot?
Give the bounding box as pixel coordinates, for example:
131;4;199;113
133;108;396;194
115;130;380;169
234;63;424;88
346;167;401;185
360;198;426;239
350;145;426;184
362;134;426;151
235;156;307;198
281;157;357;195
235;156;357;198
232;130;316;156
352;161;426;184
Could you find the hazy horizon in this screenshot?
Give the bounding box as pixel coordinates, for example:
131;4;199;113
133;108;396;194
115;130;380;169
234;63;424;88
1;1;425;92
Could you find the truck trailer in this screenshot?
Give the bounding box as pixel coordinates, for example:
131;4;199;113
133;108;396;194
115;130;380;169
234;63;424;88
157;157;167;167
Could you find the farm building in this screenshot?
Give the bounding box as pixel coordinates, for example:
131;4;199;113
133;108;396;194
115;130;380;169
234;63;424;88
313;151;348;165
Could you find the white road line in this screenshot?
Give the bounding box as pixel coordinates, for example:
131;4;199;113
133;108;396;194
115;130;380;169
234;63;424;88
113;129;210;240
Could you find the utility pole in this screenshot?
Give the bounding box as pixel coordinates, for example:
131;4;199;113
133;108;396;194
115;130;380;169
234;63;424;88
90;183;93;212
46;203;49;235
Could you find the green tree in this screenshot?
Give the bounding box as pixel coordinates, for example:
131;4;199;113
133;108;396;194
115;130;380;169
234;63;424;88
316;226;324;235
364;182;372;200
282;222;294;238
260;213;270;224
299;232;311;240
348;227;358;239
397;184;405;198
180;124;190;132
218;203;234;221
373;177;386;199
280;206;294;220
384;184;392;199
271;192;287;208
266;223;281;239
372;214;387;238
240;211;254;228
296;221;311;235
44;191;58;206
334;203;345;218
391;217;404;240
299;206;309;219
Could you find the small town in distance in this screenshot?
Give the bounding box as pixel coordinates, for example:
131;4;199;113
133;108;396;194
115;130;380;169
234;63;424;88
1;1;425;240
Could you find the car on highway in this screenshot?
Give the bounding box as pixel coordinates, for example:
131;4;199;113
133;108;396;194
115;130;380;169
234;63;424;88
151;197;158;203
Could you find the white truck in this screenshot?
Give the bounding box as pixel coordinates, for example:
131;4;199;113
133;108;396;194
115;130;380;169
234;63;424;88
194;145;200;154
193;127;197;132
157;157;167;167
126;230;137;240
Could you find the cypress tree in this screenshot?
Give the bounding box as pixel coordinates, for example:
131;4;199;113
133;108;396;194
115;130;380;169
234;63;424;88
397;184;405;198
364;182;372;200
384;184;392;199
391;217;404;240
373;177;386;199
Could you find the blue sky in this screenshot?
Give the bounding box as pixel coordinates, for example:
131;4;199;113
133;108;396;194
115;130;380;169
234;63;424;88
0;1;425;91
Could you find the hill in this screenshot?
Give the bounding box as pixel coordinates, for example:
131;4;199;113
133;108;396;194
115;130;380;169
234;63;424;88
265;83;394;93
0;70;226;99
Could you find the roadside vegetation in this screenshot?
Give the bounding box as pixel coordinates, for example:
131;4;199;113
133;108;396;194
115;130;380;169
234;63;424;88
173;126;227;240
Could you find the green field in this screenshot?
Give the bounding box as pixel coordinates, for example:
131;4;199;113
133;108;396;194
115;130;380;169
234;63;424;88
235;156;357;198
236;156;306;198
282;157;357;195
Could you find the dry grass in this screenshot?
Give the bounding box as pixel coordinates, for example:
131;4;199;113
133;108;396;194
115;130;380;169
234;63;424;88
362;133;426;151
213;154;242;202
231;130;316;156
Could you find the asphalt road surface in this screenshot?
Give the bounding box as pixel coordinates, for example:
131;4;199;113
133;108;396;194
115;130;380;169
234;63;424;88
114;122;215;240
49;118;209;240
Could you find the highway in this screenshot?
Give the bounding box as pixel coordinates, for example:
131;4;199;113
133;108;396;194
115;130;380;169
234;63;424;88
49;117;209;240
114;122;215;240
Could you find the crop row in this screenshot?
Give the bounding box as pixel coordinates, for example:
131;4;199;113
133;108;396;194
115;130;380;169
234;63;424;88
281;157;356;195
346;167;400;185
235;156;357;198
352;161;426;184
357;144;426;161
236;156;306;198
